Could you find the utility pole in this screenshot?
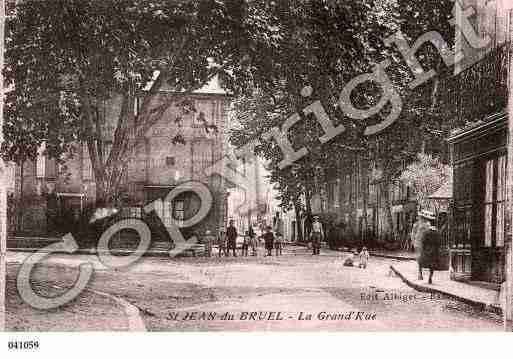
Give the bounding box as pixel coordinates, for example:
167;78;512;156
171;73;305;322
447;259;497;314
0;0;6;333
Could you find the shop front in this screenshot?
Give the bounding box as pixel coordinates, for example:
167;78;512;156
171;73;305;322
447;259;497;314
448;113;509;284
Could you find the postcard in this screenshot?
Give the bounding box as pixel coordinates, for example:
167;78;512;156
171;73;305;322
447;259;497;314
1;1;512;352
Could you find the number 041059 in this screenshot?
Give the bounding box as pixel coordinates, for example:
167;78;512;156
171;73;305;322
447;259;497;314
7;340;40;350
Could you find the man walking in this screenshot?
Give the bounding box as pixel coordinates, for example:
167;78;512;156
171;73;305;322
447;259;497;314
226;220;238;257
311;215;324;255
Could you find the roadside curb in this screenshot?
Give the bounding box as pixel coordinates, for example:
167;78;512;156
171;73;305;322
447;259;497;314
87;289;147;332
294;243;417;260
370;253;416;261
389;264;502;315
335;247;416;261
7;248;170;257
46;282;147;331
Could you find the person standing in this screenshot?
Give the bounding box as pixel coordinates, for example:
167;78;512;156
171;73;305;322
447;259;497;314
411;214;428;254
242;230;250;257
359;247;370;269
311;216;324;255
248;225;255;241
327;222;339;250
273;212;284;256
249;225;258;256
217;230;227;257
416;210;441;284
273;212;284;238
203;230;215;257
226;220;238;257
275;232;283;256
263;225;274;256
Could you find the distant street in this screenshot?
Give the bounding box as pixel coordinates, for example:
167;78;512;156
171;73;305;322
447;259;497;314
6;246;503;331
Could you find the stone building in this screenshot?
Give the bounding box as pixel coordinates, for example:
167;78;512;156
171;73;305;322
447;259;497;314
9;77;231;245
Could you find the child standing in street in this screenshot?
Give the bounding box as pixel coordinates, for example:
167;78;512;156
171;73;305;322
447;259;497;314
274;232;283;256
263;226;274;256
203;230;215;257
217;230;227;257
359;247;370;269
250;227;258;256
242;230;250;257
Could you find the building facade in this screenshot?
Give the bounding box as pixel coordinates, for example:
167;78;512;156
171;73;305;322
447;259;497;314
227;157;274;235
9;78;231;246
306;155;417;249
448;114;509;283
443;0;512;283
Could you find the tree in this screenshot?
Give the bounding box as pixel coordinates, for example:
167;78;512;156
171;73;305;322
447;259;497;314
2;0;279;205
230;0;400;216
229;0;458;244
399;152;451;211
362;0;455;241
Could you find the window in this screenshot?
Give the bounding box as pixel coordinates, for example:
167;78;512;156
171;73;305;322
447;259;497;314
327;181;334;208
345;175;351;204
36;154;45;179
162;199;172;226
334;180;340;208
496;155;507;247
211;101;218;126
166;156;175;166
369;183;376;203
134;97;142;117
483;155;507;247
173;200;185;225
484;159;494;247
82;145;94;181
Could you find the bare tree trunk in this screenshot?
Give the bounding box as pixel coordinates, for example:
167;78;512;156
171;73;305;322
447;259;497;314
304;188;312;240
362;176;369;245
17;160;23;232
83;82;176;208
294;202;303;242
381;180;396;242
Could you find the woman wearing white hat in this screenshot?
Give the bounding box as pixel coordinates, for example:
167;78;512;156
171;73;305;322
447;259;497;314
416;210;441;284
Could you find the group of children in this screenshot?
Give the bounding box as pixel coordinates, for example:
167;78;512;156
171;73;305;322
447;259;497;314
202;227;370;266
343;247;370;269
202;226;284;258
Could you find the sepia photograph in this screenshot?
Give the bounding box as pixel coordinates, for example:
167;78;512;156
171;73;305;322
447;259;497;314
0;0;513;353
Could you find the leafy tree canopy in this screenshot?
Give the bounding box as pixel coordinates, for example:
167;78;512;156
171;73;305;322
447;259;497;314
3;0;280;202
